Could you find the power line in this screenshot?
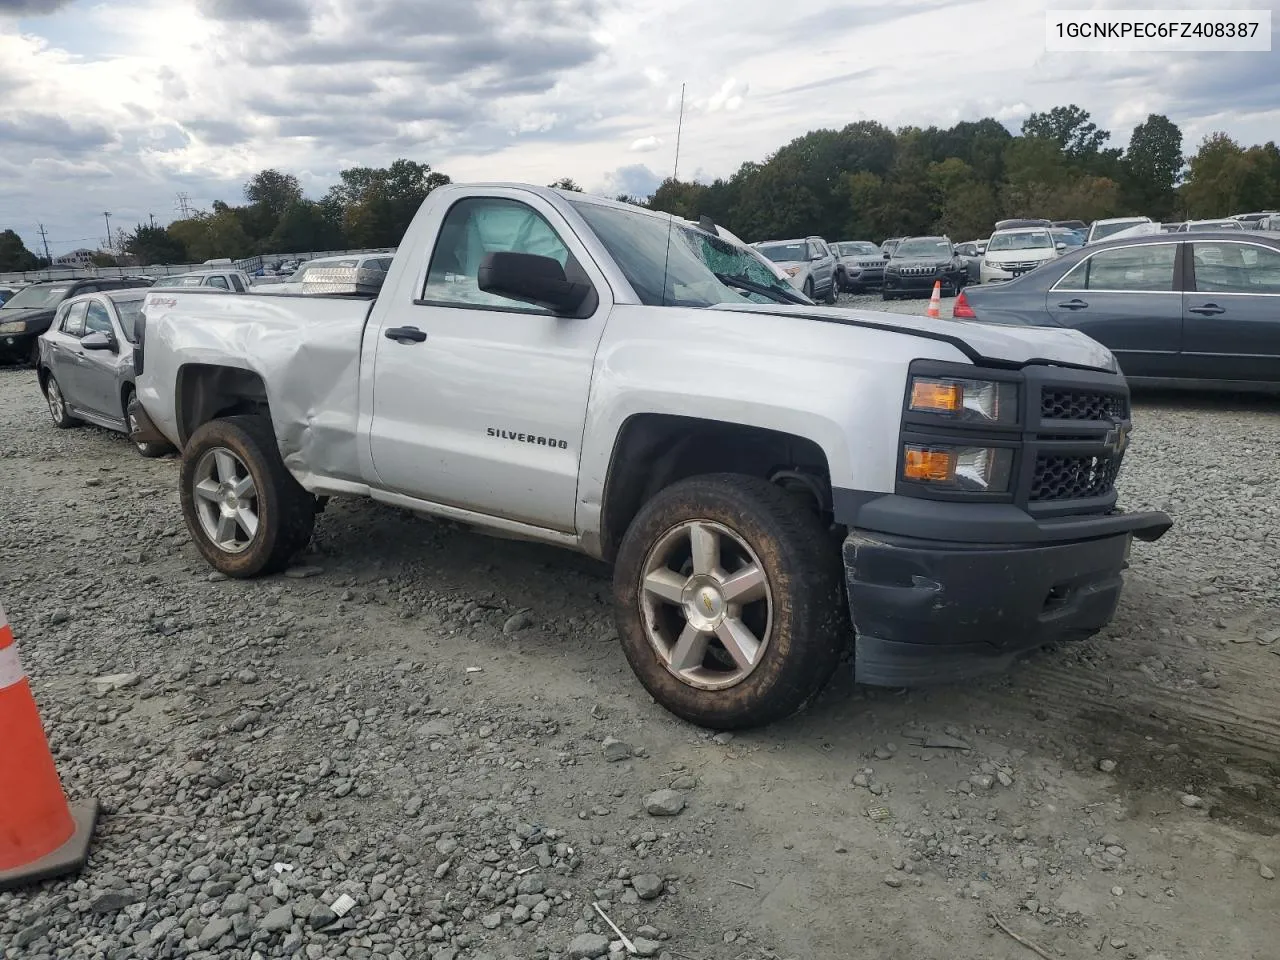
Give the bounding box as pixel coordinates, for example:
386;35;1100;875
176;192;192;218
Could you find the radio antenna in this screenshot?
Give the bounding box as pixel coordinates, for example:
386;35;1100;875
660;82;687;308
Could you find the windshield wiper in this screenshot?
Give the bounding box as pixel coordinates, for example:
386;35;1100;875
713;272;809;305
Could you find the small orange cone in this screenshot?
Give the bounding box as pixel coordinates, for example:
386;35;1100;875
0;602;98;891
926;280;942;319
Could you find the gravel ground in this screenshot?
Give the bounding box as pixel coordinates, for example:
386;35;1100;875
1;353;1278;960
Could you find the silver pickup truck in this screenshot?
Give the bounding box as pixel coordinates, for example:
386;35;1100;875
132;184;1170;729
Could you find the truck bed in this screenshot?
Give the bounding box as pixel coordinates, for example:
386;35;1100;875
138;289;376;486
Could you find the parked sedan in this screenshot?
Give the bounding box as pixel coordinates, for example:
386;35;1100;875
952;231;1280;392
36;290;174;456
881;236;966;300
832;240;885;291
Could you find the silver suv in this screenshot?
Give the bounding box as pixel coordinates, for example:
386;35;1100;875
754;236;838;303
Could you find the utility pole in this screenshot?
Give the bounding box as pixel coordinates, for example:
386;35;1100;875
149;213;156;229
37;223;52;264
103;212;113;253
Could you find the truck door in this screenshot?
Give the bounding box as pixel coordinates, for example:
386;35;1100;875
366;192;610;534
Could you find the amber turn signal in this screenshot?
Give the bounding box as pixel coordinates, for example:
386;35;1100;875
909;380;963;414
902;446;956;482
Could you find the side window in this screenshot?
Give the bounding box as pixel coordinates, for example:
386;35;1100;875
1057;244;1176;292
229;275;246;292
62;301;88;337
206;276;230;290
1192;242;1280;294
85;300;113;335
423;197;573;312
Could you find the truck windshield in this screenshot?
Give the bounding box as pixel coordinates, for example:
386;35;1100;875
570;201;809;307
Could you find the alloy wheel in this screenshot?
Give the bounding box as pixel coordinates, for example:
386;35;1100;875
191;447;260;553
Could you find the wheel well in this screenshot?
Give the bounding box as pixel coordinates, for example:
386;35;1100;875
119;381;135;419
599;414;832;562
176;364;270;445
36;365;50;395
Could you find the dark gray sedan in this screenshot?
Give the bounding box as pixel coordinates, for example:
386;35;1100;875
953;232;1280;392
36;289;174;456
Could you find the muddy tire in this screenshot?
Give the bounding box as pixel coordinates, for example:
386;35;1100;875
613;474;844;730
180;415;315;578
126;392;174;459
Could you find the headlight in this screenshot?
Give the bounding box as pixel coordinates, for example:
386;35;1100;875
982;260;998;269
784;266;802;277
909;376;1017;424
0;321;25;334
902;444;1013;493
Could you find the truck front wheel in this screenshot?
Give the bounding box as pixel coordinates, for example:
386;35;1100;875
613;474;844;729
180;415;315;578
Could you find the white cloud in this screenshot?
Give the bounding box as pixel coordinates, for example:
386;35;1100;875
1;0;1277;254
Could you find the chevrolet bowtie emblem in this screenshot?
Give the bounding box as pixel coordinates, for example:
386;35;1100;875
702;595;715;614
1103;422;1131;456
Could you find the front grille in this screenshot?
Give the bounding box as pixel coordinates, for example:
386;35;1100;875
1041;389;1130;422
897;266;936;276
1031;453;1121;502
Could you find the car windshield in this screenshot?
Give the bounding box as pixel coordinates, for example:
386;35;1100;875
571;201;808;307
113;298;145;342
1054;232;1085;247
756;242;808;263
2;284;70;309
152;275;206;288
1188;221;1242;231
988;231;1053;251
894;238;951;258
1092;220;1147;241
836;242;879;256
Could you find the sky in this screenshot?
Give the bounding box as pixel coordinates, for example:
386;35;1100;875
1;0;1277;257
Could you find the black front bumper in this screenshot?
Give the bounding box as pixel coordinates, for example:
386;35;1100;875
0;331;37;362
883;271;962;294
841;496;1171;686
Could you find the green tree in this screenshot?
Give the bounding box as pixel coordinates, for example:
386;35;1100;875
548;178;583;192
1120;114;1183;218
126;224;188;264
928;158;998;239
268;200;340;253
0;229;42;271
1181;133;1253;217
245;169;303;220
326;159;450;246
647;178;710;222
1022;105;1109;163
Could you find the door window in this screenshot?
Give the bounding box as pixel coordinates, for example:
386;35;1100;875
1191;242;1280;294
1056;243;1177;292
61;301;88;337
423;197;573;312
85;300;113;335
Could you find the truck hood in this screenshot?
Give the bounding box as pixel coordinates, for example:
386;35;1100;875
711;302;1118;372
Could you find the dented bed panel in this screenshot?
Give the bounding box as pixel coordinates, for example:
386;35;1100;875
136;290;373;488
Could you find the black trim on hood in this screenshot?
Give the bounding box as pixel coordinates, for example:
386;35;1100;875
720;307;1114;374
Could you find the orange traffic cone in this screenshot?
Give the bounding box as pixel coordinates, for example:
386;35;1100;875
926;280;942;319
0;603;98;890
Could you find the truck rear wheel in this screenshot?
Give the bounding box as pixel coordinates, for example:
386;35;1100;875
180;415;315;578
613;474;844;729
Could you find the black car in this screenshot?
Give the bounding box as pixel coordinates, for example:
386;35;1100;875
953;231;1280;392
881;236;967;300
0;277;154;366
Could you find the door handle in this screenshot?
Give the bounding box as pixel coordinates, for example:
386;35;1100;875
1188;303;1225;315
384;326;427;344
1056;298;1089;310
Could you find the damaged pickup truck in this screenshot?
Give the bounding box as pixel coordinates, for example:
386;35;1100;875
132;184;1171;729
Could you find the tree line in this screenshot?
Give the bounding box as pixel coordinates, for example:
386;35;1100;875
3;103;1279;271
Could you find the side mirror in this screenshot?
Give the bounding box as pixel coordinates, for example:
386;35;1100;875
477;252;591;314
81;331;116;352
1055;242;1067;251
883;251;892;260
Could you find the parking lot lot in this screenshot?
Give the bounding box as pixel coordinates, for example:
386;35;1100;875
1;356;1278;960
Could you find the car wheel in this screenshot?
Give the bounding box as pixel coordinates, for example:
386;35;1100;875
180;414;316;578
824;277;838;304
881;290;894;301
612;474;844;730
802;278;814;300
126;392;174;459
44;373;76;428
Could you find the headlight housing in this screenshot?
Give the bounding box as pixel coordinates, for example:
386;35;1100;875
902;444;1013;493
909;376;1018;425
0;321;26;334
